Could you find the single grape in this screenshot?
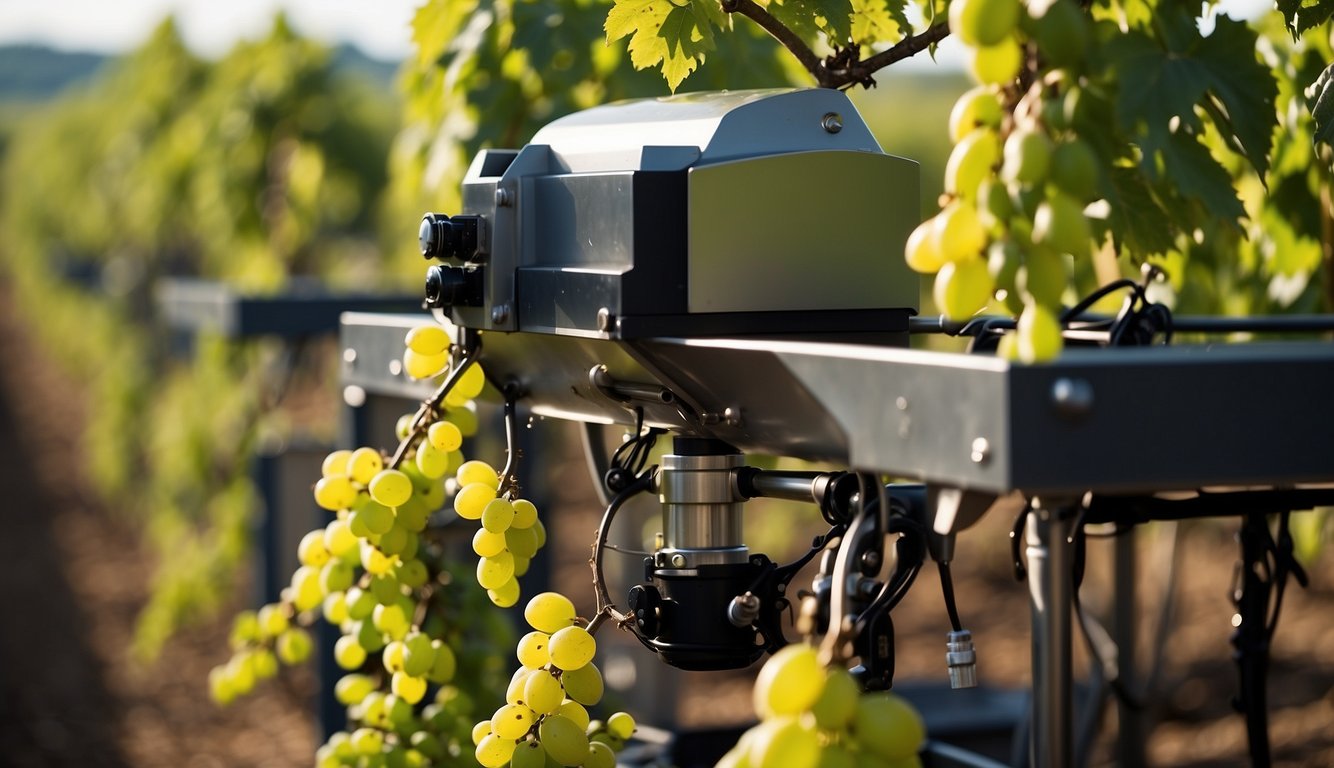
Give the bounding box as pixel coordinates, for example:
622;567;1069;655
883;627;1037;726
405;324;450;356
346;587;376;620
396;558;429;589
473;528;507;558
360;541;394;576
427;640;457;684
455;362;487;399
539;715;590;766
298;529;331;567
446;406;478;437
257;604;289;638
492;703;537;739
944;128;1000;200
396;501;430;533
933;258;995;321
404;349;448;380
853;692;926;761
476;552;515;590
511;739;547;768
816;744;858;768
456;460;499;489
1002;127;1053;186
607;712;635;740
948;86;1004;143
753;643;824;718
392;672;428;705
489;579;521;607
395;414;414;440
507;667;535;705
378;524;409;556
350;727;384;756
524;592;577;634
320;560;354;594
475;733;515;768
335;635;368;670
1032;191;1091;257
1017;302;1064;363
511;498;539;529
322;592;349;625
524;669;564;714
586;741;617;768
561;663;604;706
324;519;359;560
532;519;547;549
335;674;375;705
427;420;463;453
369;573;401;605
373;603;410;639
347;447;385;485
403;633;436;677
471;720;492;745
1029;0;1090;69
383;640;407;673
369;469;413;508
229;611;259;649
454;482;496;520
904;218;947;275
414;442;449;479
949;0;1019;47
409;730;445;761
481;497;515;533
322;450;354;479
548;626;596;671
750;716;819;768
932;200;986;263
811;667;859;730
1049;138;1100;202
517;631;551;669
315;475;358;511
355;619;387;653
505;526;539;559
557;699;590;730
290;566;324;612
967;38;1022;85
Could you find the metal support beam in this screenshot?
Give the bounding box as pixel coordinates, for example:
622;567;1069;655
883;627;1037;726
1027;504;1074;768
1113;531;1147;767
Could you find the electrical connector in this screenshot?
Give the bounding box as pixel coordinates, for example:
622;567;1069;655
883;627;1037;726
946;629;978;689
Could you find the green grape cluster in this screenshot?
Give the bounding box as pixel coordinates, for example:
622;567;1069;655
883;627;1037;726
716;644;926;768
908;0;1099;361
319;683;484;768
471;592;635;767
452;459;549;608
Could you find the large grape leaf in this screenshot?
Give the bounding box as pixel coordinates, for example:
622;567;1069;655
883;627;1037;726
1107;8;1276;180
1306;62;1334;147
1104;166;1176;258
412;0;474;68
763;0;855;45
606;0;725;91
1277;0;1334;38
850;0;907;46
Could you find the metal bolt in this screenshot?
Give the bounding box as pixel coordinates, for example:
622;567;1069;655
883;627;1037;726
728;593;761;627
821;112;843;134
495;187;513;207
343;385;366;408
389;359;403;377
895;396;908;411
861;550;882;572
970;437;991;465
597;307;613;332
342;348;357;365
670;553;687;568
1051;377;1094;417
491;304;510;324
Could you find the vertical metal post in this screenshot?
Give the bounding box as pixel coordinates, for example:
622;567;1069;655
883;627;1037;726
1026;503;1073;768
1113;529;1146;767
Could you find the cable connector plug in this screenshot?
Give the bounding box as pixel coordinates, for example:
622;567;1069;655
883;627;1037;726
945;629;978;689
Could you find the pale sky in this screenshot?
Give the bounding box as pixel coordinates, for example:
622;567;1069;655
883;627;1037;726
0;0;1274;65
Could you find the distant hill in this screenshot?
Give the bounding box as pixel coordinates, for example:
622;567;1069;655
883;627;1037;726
0;42;399;104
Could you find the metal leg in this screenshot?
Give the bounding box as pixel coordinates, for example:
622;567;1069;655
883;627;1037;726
1113;529;1147;767
1026;505;1073;768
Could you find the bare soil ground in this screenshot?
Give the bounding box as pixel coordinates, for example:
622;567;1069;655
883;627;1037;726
1;276;1331;767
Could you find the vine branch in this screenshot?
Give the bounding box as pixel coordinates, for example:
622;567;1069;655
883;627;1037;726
387;330;480;470
720;0;950;90
588;469;657;634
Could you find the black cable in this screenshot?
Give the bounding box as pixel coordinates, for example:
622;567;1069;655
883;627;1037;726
937;561;963;633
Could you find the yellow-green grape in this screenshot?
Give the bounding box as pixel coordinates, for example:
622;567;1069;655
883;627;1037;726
477;552;515;590
1017;302;1063;363
513;555;532;578
456;459;499;489
533;519;547;549
346;447;384;486
395;414;414;440
558;700;590;730
277;628;313;665
225;654;256;696
1049;138;1100;203
355;619;386;653
406;324;450;356
511;498;539;529
446;406;478;437
350;727;384;756
315;475;358;511
322;450;353;479
383;640;407;673
335;674;376;705
524;669;564;714
402;633;435;677
1017;249;1069;307
252;649;278;680
489;579;521;608
481;497;515;534
506;526;539;559
561;663;604;706
472;528;507;559
1002;127;1052;186
322;592;349;625
586;741;616;768
1032;191;1091;258
1029;0;1090;69
334;635;367;670
373;603;410;639
209;669;233;705
414;442;449;480
471;720;492;745
410;731;445;761
298;529;331;567
404;349;448;380
395;502;430;533
378;525;409;557
816;744;857;768
345;587;375;620
454;482;496;520
751;716;819;768
525;592;577;634
968;38;1022;85
948;86;1004;143
289;565;324;612
369;469;413;507
257;604;289;638
517;631;551;669
933;259;995;321
395;558;428;589
932;200;986;263
492;703;537;739
370;573;401;605
392;672;428;704
904;219;947;275
321;561;355;596
229;611;260;649
427;640;457;684
539;715;590;766
853;692;926;761
753;643;824;717
456;362;487;400
607;712;636;740
324;519;359;560
427;420;463;453
944;128;1000;200
360;541;394;575
949;0;1019;47
978;179;1015;234
511;740;547;768
811;667;859;730
351;498;394;537
475;733;516;768
507;667;535;705
548;626;596;671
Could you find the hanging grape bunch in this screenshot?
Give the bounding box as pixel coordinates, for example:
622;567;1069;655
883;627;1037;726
907;0;1099;362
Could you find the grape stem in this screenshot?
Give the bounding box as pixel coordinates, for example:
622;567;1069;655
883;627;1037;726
721;0;949;90
387;330;480;471
588;468;658;635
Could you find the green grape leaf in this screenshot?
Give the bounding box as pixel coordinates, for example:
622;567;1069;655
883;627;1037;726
606;0;723;91
1161;130;1245;222
850;0;907;46
412;0;473;68
1107;7;1275;185
1104;166;1176;258
766;0;855;45
1305;62;1334;148
1277;0;1334;38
